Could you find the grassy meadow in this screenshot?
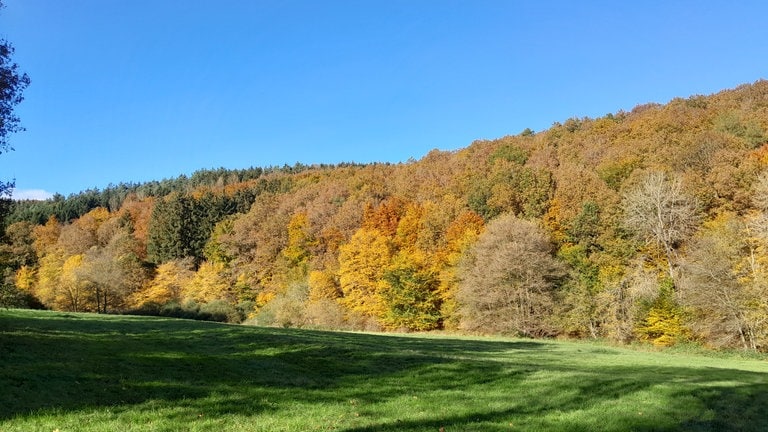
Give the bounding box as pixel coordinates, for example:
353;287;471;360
1;309;767;431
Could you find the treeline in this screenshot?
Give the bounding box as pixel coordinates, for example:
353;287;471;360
3;80;768;352
5;163;358;225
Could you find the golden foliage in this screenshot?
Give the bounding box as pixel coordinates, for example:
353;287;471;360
11;80;768;348
14;265;35;292
130;259;194;308
308;270;341;302
337;228;391;318
183;261;230;303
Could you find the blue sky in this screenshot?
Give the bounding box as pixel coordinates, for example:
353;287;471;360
1;1;767;199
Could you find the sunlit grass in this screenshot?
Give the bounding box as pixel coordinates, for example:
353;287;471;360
1;309;767;431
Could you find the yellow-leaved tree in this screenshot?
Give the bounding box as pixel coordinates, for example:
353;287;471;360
14;265;35;292
60;254;89;312
437;211;484;329
130;259;194;309
33;249;64;309
283;212;315;269
183;261;230;303
337;228;391;320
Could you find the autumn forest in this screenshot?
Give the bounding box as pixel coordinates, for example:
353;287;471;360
3;81;768;352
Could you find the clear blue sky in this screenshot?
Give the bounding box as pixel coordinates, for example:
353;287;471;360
1;1;767;199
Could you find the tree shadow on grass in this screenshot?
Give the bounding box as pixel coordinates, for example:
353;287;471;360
0;311;542;420
1;310;767;431
675;380;768;431
332;366;768;432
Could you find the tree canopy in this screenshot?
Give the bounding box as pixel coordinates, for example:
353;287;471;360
4;80;768;351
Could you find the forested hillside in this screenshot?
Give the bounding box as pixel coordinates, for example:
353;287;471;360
3;80;768;351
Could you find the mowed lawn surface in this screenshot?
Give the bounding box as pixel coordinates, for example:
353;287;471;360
1;310;767;431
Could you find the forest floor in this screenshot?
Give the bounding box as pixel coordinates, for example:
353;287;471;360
1;309;767;431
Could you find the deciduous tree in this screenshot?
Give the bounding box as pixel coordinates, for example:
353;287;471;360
183;261;230;303
79;222;147;313
59;254;88;312
1;221;36;268
337;228;391;318
131;258;194;309
681;213;768;351
437;210;484;329
380;251;441;331
623;172;699;284
458;214;564;336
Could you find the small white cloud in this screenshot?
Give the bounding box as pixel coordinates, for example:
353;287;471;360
12;189;55;201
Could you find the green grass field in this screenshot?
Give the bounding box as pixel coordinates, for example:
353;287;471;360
1;309;767;431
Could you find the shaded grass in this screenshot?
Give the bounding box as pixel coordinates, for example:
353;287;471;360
1;309;767;431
